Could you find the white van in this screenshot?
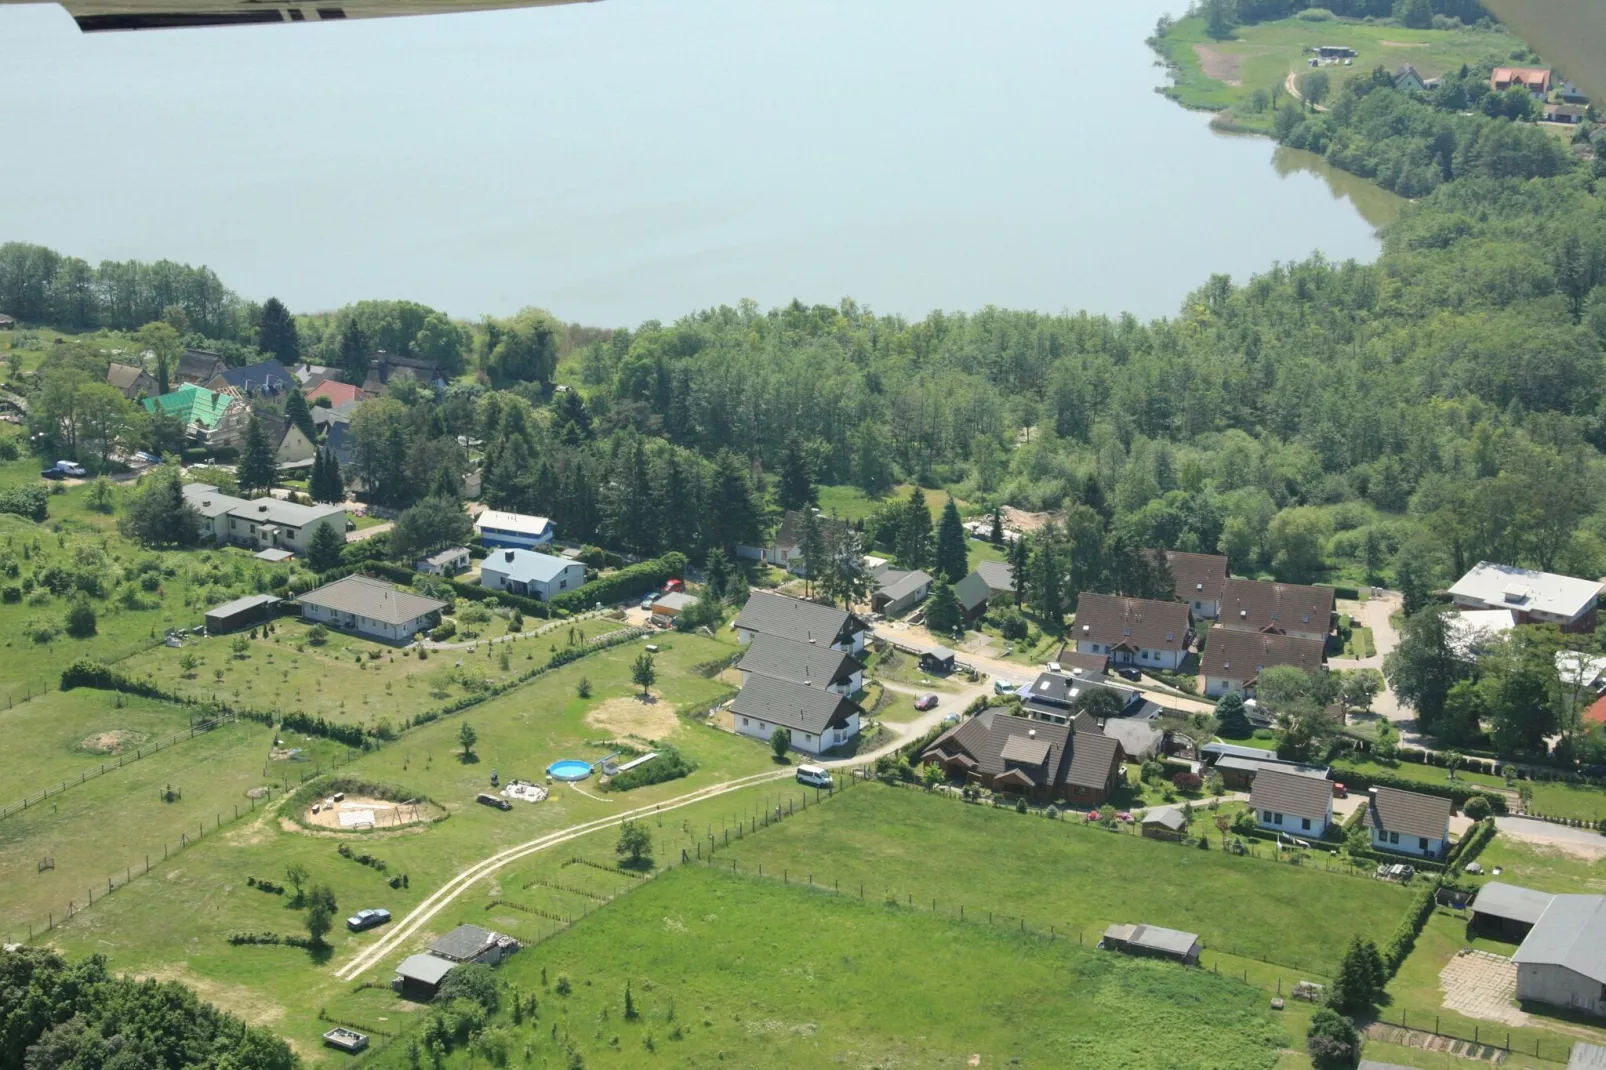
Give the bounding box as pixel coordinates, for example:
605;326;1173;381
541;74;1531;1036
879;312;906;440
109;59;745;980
795;764;833;789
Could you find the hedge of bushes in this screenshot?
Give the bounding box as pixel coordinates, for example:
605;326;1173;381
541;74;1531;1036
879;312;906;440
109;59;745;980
1445;818;1496;870
1381;881;1439;978
60;658;174;699
1328;762;1506;814
549;552;686;614
0;484;49;522
227;931;315;949
600;744;696;792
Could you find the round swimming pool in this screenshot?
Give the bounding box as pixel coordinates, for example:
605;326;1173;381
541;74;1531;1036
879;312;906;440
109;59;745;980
547;759;592;782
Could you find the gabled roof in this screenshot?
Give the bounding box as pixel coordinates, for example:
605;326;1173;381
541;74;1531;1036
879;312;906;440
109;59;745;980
877;570;933;602
1102;717;1162;759
772;509;847;553
1073;593;1189;653
1200;628;1325;684
214;359;295;395
1104;922;1199;955
729;673;861;737
481;548;575;584
106;362;152;395
1052;649;1110;675
395;954;456;985
1066;732;1122;790
954;571;993;612
299;575;447;626
1491;66;1551;89
421;547;469;567
325;421;353;465
738;633;864;689
1362;786;1451;842
142;383;236;429
1472;881;1556;926
1219;579;1334;634
975;560;1014;592
175;348;226;383
1157;550;1228;605
923;710;1120;792
1142;807;1187;831
1513;896;1606;985
428;924;500;962
226;493;343;529
1449;562;1602;621
735;591;864;646
1249;768;1331;822
304;379;366;408
999;733;1053;766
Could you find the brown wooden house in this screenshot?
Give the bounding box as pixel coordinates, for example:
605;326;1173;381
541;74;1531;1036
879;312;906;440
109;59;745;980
921;710;1124;806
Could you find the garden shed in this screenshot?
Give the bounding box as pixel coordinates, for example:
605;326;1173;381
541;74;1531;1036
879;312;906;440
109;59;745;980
205;594;281;634
1101;922;1200;965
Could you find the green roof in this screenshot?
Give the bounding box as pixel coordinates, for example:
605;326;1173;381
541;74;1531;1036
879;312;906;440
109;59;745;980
141;383;233;429
954;570;994;612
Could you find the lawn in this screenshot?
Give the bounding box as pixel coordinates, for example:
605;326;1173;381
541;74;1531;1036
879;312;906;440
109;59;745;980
713;781;1412;976
1483;0;1606;101
1156;14;1521;129
1341;624;1376;659
1474;835;1606;895
1330;754;1509;794
1521;780;1606;824
361;864;1292;1069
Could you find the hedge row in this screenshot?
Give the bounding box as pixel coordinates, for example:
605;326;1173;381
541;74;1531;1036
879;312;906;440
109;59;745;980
237;707;367;749
0;484;49;522
228;931;316;948
1328;763;1507;814
60;659;174;699
600;744;696;792
549;552;686;613
1382;882;1439;978
1445;818;1496;870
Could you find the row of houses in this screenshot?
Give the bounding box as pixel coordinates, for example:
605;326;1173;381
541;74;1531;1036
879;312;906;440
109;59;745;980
727;591;871;756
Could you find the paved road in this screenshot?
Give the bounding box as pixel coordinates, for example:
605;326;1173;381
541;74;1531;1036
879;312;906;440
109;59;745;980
1496;816;1606;858
345;521;393;544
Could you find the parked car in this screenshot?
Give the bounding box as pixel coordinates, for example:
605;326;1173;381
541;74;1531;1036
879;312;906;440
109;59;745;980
346;908;391;932
795;764;833;789
640;595;657;610
1115;666;1142;682
914;693;939;711
476;792;512;811
40;460;86;479
663;578;685;593
992;680;1017;696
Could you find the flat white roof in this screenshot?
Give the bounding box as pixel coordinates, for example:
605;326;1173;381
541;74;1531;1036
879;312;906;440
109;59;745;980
475;510;552;537
1449;562;1601;621
1447;609;1517;657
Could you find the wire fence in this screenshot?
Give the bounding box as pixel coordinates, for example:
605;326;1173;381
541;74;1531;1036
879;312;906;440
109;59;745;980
0;713;237;823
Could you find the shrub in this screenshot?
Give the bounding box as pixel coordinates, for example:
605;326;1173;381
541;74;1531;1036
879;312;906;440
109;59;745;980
1306;1008;1358;1067
1;585;19;603
0;484;48;522
1296;6;1335;18
549;552;687;614
600;744;696;792
307;624;329;645
1172;772;1203;793
1462;795;1491;821
994;609;1028;640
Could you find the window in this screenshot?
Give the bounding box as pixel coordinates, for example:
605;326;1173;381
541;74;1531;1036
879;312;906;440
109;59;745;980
1388;831;1399;845
1301;818;1311;831
1140;650;1149;661
1262;810;1272;822
741;718;749;726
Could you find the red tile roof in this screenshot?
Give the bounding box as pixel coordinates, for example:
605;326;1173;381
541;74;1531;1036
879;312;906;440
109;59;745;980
1584;694;1606;727
304;380;366;407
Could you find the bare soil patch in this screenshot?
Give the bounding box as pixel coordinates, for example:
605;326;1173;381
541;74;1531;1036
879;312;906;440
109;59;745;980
1194;43;1244;85
141;966;286;1029
585;695;680;739
1381;39;1432;47
302;794;434;830
79;729;146;754
1001;505;1060;534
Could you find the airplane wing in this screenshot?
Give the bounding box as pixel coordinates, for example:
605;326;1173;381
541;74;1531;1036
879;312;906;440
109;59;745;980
10;0;597;32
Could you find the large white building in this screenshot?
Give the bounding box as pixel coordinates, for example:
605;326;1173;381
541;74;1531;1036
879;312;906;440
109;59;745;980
1449;561;1602;635
475;510;555;551
479;548;585;602
299;575;446;641
182;483;346;556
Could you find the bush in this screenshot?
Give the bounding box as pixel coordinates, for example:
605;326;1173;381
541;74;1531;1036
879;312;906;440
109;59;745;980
1296;6;1335;18
1172;772;1203;793
1306;1008;1358;1067
431;620;457;641
1462;795;1491;821
600;744;696;792
994;609;1028;641
307;624;329;645
0;484;48;522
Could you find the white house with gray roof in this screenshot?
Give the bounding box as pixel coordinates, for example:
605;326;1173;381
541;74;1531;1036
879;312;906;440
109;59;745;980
299;575;446;641
479;548;584;602
1514;895;1606;1018
183;483;346;555
728;673;863;755
734;591;868;654
737;633;865;695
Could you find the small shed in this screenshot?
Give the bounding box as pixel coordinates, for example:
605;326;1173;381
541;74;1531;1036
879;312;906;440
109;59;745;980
920;646;956;674
1141;806;1187;842
394;953;456;1000
651;591;699;625
204;594;281;634
1102;922;1201;965
0;314;14;330
418;547;470;576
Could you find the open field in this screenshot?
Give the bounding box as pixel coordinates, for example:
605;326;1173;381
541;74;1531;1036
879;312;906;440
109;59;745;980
118;615;626;728
363;864;1292;1069
1157;15;1519;128
1484;0;1606;101
713;781;1412;975
1475;835;1606;895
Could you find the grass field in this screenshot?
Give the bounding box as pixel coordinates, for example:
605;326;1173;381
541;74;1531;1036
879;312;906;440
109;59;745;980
1157;14;1520;128
1483;0;1606;102
712;782;1412;975
363;864;1292;1069
1330;754;1508;793
1475;836;1606;896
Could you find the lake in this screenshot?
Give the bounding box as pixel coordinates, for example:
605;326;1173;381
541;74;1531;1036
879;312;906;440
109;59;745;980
0;0;1397;326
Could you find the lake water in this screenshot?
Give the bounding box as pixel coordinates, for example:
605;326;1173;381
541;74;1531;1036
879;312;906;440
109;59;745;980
0;0;1396;326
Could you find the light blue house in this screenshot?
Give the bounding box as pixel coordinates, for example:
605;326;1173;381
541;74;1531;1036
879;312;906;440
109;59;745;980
480;548;585;602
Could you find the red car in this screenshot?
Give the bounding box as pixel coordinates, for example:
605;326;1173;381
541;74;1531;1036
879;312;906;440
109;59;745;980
914;693;939;711
664;578;685;593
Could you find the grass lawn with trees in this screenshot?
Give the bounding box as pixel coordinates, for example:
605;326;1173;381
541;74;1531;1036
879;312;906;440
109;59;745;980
361;863;1292;1069
714;782;1411;976
1155;14;1521;131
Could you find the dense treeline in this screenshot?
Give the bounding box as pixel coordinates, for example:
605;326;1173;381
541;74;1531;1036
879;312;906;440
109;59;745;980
1207;0;1490;29
0;946;298;1069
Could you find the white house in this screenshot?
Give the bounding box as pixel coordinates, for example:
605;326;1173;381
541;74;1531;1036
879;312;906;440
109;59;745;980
1249;768;1332;840
728;673;862;756
299;575;446;641
1449;561;1602;635
1072;593;1191;672
417;547;471;576
736;509;846;572
475;509;555;550
1361;786;1451;859
479;548;585;602
733;591;868;654
181;483;346;556
1513;895;1606;1018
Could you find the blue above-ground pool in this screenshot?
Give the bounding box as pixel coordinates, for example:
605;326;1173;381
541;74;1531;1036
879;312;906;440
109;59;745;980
547;759;592;782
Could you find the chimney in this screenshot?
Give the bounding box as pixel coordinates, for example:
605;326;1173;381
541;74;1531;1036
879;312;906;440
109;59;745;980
258;504;268;513
1028;728;1037;738
505;550;515;562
